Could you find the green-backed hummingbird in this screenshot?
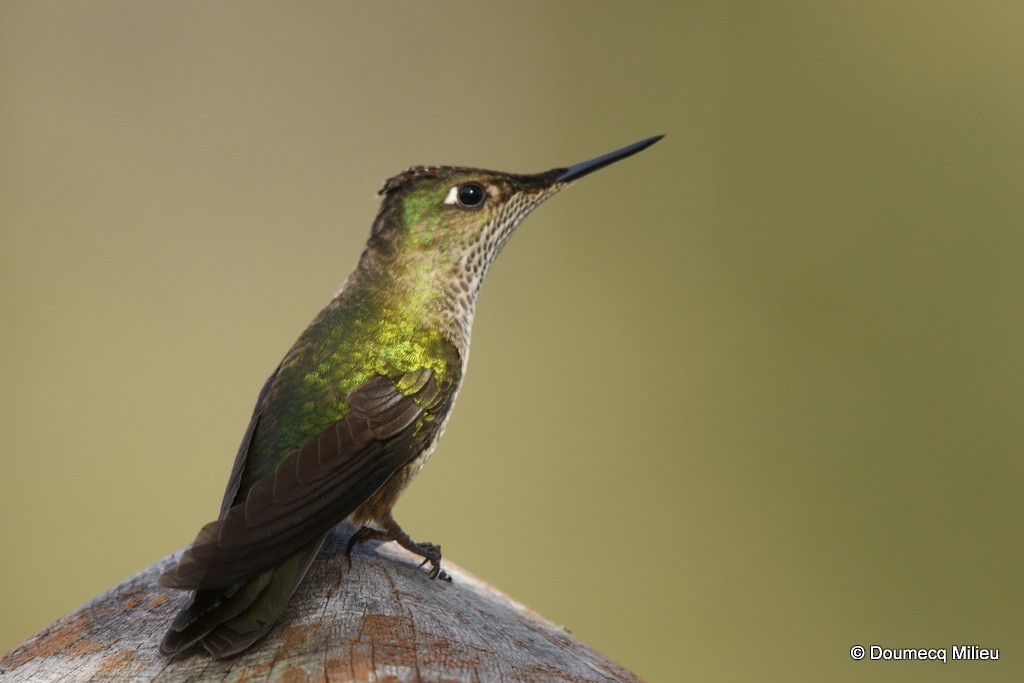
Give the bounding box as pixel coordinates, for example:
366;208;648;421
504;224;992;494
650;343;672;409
158;135;663;657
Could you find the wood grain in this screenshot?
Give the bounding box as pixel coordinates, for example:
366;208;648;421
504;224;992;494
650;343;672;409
1;525;640;682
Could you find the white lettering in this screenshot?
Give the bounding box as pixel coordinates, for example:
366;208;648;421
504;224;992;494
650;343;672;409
869;646;946;662
952;645;1000;660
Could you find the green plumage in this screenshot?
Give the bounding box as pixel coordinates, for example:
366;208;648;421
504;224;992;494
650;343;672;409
243;287;461;487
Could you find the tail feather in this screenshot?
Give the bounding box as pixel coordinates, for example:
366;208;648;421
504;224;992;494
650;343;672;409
160;533;327;658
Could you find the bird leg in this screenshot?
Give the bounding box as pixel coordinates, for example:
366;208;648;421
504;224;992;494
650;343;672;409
345;514;451;582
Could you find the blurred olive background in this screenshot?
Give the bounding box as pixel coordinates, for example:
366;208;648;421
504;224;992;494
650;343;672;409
2;2;1022;681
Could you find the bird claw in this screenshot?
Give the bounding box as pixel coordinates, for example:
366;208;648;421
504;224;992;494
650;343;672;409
414;543;448;580
345;526;388;569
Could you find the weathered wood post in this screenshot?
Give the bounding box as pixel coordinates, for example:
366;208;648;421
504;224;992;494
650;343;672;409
1;525;639;682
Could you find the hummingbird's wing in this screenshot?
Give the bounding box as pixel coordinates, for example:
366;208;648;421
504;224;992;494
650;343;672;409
218;365;281;519
159;366;456;591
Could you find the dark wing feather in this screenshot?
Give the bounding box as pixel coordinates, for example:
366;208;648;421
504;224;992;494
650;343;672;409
218;365;281;518
160;371;451;591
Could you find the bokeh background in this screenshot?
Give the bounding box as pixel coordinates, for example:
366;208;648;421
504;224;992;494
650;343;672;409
2;2;1022;681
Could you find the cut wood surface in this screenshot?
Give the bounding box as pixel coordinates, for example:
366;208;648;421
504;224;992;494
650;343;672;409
0;524;640;682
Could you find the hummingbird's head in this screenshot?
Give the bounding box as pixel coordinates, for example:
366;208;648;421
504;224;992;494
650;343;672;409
369;166;563;285
364;136;663;301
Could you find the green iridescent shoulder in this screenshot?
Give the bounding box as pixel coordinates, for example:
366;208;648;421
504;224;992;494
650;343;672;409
367;321;459;385
243;321;459;482
280;312;457;409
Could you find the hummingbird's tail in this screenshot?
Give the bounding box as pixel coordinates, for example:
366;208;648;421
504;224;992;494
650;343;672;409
159;532;328;658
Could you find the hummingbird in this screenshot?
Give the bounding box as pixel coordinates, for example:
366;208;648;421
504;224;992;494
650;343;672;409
158;135;663;657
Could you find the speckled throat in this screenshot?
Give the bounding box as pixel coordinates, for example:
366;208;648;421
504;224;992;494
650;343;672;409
433;184;565;354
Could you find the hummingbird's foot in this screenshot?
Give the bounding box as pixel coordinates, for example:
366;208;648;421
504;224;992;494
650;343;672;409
393;534;447;581
351;513;451;581
402;540;444;580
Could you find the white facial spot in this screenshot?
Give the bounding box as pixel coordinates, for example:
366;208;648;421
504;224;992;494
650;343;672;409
443;186;460;205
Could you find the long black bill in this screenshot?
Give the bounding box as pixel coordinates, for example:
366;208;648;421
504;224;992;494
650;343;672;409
555;135;664;183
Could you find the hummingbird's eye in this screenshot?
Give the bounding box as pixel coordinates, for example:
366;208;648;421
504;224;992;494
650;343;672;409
456;183;486;208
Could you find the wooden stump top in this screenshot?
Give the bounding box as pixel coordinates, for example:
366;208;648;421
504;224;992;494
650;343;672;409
1;525;639;682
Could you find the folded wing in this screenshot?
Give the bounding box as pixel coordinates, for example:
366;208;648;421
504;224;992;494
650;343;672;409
160;369;449;591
